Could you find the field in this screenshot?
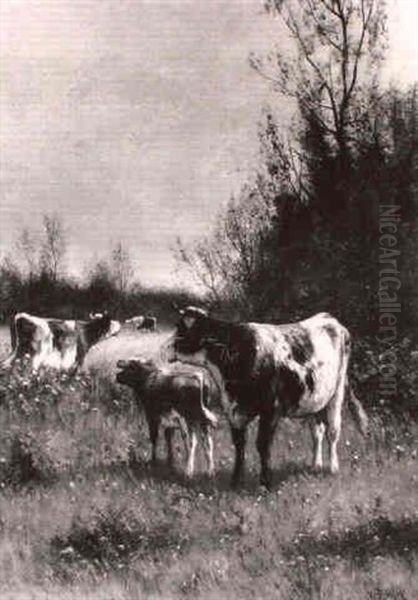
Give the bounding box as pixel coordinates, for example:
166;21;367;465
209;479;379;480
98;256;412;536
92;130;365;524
0;326;417;600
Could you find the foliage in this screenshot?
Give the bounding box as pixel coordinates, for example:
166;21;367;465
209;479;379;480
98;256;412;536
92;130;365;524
174;0;417;339
351;335;418;419
0;362;137;486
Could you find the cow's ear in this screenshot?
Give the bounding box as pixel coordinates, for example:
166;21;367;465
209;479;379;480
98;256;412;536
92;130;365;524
171;302;184;315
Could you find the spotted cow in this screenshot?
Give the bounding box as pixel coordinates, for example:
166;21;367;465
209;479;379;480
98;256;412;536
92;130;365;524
3;312;121;372
168;307;368;489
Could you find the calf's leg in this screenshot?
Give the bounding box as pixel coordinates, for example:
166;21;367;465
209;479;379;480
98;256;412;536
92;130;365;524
185;428;198;478
201;426;215;477
164;427;175;468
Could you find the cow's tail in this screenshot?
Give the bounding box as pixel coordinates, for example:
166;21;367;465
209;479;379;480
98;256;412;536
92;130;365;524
346;380;368;435
1;354;15;369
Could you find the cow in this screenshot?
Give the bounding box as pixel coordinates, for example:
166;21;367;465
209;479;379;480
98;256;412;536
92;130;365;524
125;315;145;329
138;316;157;332
3;312;121;373
116;358;219;478
168;306;368;489
125;315;157;332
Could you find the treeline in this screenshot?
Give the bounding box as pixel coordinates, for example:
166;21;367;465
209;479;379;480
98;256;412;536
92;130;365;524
0;216;199;326
176;0;417;340
0;265;199;326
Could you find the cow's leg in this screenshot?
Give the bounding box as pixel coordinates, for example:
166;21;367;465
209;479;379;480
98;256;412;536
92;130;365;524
326;407;342;474
256;412;279;490
164;427;175;468
310;419;326;471
32;353;43;372
326;379;346;474
185;427;198;478
230;426;247;488
201;426;215;478
147;413;160;465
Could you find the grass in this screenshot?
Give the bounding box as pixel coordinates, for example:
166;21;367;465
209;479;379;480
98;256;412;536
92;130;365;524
0;327;417;599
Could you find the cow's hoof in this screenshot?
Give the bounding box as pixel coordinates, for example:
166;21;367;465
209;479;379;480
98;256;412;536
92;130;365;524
260;472;272;491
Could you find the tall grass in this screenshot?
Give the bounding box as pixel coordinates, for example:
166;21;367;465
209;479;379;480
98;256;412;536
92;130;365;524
0;329;417;599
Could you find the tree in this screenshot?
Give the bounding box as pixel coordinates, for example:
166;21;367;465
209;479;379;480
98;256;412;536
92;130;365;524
15;227;39;281
39;214;67;282
253;0;387;207
110;241;134;295
86;259;117;311
175;187;277;315
0;255;23;320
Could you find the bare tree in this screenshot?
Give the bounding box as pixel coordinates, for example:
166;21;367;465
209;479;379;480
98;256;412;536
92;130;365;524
174;188;276;310
39;214;67;281
111;241;134;295
15;227;39;281
253;0;387;203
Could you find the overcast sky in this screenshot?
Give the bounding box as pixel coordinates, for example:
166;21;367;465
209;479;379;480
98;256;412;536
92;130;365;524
1;0;417;288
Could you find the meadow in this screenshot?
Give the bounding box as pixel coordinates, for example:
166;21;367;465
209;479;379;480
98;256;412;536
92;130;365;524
0;326;417;600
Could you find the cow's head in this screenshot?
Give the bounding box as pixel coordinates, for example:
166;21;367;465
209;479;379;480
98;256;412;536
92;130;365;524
87;312;121;342
116;358;155;388
168;306;210;361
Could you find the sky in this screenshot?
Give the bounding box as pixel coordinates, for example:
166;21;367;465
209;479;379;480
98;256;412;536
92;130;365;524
1;0;417;289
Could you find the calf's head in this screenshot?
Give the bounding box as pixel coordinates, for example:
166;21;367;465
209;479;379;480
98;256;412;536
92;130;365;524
116;358;155;388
